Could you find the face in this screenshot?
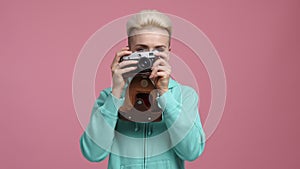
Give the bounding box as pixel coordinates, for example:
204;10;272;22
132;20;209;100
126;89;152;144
128;28;171;55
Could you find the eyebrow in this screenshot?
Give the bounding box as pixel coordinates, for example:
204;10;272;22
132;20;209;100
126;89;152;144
134;44;167;48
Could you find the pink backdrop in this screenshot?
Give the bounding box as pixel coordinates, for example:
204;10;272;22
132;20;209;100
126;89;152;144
1;0;300;168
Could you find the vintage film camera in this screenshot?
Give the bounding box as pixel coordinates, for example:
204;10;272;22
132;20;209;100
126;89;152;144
118;51;162;122
119;51;157;74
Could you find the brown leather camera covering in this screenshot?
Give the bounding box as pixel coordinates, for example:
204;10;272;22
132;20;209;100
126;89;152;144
118;73;162;122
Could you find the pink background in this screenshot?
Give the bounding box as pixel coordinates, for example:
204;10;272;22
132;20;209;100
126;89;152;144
1;0;300;169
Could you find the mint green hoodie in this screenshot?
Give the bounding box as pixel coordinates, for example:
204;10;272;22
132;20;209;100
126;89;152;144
80;78;205;169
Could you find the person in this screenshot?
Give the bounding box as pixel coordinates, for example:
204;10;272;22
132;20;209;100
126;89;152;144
80;10;205;169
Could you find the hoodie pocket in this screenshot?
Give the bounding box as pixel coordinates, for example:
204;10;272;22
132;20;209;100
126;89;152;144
120;159;170;169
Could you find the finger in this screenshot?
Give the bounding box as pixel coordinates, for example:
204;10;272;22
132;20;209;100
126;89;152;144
149;66;157;78
152;58;168;68
121;46;130;51
154;52;170;61
119;66;137;74
116;50;132;58
118;60;138;68
115;50;132;62
155;71;169;78
111;50;132;69
112;53;137;71
150;65;171;78
157;65;171;72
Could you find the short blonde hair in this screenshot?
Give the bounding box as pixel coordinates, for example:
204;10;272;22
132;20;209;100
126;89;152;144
126;10;172;37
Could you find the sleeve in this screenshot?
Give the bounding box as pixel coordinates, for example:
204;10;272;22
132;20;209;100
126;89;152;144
157;85;206;161
80;89;124;162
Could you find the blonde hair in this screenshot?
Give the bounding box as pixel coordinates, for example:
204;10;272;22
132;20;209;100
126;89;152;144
126;10;172;37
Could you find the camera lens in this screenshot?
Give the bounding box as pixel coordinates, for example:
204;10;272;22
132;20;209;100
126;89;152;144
138;57;151;69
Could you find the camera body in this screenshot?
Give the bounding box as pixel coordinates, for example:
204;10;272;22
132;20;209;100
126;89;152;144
118;74;162;122
120;51;157;73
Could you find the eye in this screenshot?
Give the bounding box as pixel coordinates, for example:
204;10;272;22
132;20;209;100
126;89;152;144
155;47;165;52
136;48;146;52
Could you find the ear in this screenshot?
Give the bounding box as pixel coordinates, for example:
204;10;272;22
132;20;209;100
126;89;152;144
168;47;171;52
127;37;132;50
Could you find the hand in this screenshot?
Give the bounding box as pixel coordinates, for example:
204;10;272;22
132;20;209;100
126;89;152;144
149;52;171;95
110;47;138;98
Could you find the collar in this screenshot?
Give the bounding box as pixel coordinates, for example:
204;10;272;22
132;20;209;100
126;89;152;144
168;77;178;89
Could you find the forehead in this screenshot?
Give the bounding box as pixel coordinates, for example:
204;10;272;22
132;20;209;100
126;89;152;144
129;27;170;46
130;33;169;46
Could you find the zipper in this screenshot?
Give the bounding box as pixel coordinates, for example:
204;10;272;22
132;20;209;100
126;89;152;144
143;123;147;169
